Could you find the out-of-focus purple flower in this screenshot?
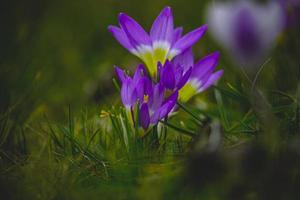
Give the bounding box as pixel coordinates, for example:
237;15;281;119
109;6;207;77
207;1;285;69
279;0;300;26
115;65;178;129
173;49;223;102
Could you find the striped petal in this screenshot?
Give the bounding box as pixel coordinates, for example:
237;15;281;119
150;6;174;44
114;66;127;83
121;78;137;108
177;67;192;89
172;27;183;45
191;51;220;80
149;83;164;111
160;61;176;90
151;91;178;124
140;103;150;129
169;25;208;58
108;26;135;54
172;48;194;72
118;13;152;50
150;7;174;70
198;70;224;92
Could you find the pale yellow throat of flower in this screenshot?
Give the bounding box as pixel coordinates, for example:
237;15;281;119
179;83;198;103
140;46;170;78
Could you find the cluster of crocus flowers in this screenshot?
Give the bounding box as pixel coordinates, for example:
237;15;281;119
115;64;179;129
207;0;284;69
110;7;223;130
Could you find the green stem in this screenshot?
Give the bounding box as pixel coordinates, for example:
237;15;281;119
176;101;206;125
159;120;196;137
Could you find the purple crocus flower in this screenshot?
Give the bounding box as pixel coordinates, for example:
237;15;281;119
109;6;207;77
207;1;284;69
115;65;178;129
115;64;146;110
173;49;224;102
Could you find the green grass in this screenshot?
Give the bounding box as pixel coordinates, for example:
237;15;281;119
1;81;300;199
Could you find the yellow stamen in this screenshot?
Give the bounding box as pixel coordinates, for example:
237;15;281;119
143;95;149;103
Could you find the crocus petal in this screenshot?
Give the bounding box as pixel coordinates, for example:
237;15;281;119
172;48;194;72
136;77;152;101
118;13;152;49
198;70;224;92
172;27;183;44
150;6;174;44
149;83;164;111
174;65;184;85
121;78;137;107
161;61;176;90
133;64;146;83
108;26;135;54
114;66;127;83
177;67;192;89
191;51;220;80
151;91;178;123
151;7;174;66
140;103;150;129
169;25;208;58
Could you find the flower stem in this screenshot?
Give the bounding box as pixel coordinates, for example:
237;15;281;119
159;120;196;137
176;101;206;125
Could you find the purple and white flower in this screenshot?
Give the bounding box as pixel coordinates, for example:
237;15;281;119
173;49;223;102
109;6;207;77
207;0;284;69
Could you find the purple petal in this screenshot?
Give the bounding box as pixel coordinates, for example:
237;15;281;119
233;8;261;56
121;78;137;107
161;61;176;90
136;77;152;101
191;51;220;80
177;67;192;89
118;13;152;48
171;25;208;55
140;103;150;129
174;65;183;85
108;26;134;52
114;66;127;83
198;70;224;92
172;27;183;44
150;6;174;43
149;83;164;111
172;48;194;71
151;91;178;123
133;64;146;83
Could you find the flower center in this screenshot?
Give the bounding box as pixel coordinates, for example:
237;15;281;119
143;95;149;103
